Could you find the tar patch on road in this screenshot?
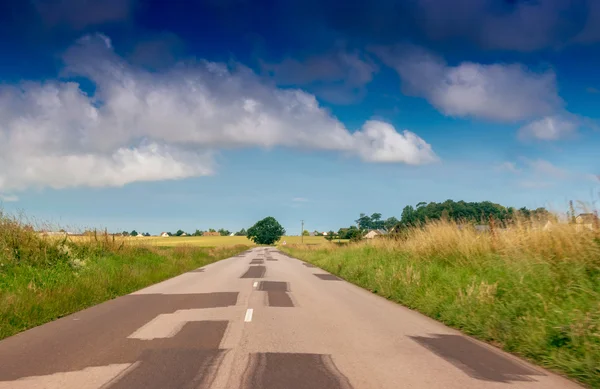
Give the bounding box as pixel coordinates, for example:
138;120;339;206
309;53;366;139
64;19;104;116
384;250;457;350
266;257;278;261
257;281;286;291
302;263;316;268
240;266;266;279
250;259;264;264
109;349;225;389
0;293;238;382
258;281;294;307
242;353;353;389
410;334;543;383
108;321;229;389
314;274;341;281
267;292;294;307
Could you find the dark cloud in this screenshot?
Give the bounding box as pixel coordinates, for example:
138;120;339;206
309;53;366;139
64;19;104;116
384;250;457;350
34;0;135;29
269;0;600;52
128;32;186;70
260;48;377;104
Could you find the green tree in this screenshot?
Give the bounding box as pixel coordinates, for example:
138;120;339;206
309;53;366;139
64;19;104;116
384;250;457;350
347;228;363;242
218;228;231;236
130;230;138;237
355;213;372;230
371;213;384;229
208;228;216;233
175;229;185;236
302;230;309;236
235;228;248;236
247;217;286;245
193;229;203;236
324;230;337;241
122;231;129;237
384;217;399;231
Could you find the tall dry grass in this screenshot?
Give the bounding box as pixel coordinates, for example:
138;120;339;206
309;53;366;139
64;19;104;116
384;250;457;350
282;218;600;387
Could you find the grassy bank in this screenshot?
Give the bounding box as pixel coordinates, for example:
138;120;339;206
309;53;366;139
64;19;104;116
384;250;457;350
0;213;249;340
281;220;600;388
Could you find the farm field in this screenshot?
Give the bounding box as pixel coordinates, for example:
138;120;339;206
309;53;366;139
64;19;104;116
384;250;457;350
143;235;329;247
67;234;330;247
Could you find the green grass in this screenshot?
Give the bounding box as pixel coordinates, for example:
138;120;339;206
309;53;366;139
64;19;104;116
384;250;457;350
282;221;600;388
0;213;250;340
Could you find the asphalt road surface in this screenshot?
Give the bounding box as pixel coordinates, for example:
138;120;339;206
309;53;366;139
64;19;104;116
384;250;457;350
0;248;581;389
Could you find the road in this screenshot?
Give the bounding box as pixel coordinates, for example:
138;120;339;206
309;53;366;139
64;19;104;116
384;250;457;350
0;247;581;389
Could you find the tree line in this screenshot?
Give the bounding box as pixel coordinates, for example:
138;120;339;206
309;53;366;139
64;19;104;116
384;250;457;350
162;228;249;237
328;200;552;241
118;228;249;237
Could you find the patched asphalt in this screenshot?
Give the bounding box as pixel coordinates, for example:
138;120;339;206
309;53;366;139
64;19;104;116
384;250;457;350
0;247;581;389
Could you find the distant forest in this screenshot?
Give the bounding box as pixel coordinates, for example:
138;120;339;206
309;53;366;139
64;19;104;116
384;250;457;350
333;200;552;240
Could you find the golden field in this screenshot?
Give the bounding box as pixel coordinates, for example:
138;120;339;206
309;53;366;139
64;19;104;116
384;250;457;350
65;234;329;247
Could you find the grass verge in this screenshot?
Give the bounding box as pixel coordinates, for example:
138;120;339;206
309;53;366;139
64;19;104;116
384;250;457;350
281;220;600;388
0;213;249;340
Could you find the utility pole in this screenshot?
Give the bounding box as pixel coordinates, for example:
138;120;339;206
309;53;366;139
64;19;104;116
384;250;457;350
301;220;304;244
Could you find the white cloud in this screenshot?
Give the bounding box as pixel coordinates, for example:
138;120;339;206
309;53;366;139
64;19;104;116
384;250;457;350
373;45;562;122
352;121;437;164
0;34;436;192
0;194;19;202
518;115;579;141
497;162;521;174
525;159;570;180
501;158;597;190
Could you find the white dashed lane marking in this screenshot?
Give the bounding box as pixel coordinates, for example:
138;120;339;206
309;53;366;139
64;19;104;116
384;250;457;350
244;309;253;322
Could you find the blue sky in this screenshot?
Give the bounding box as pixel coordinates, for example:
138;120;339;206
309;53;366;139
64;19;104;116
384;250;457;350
0;0;599;234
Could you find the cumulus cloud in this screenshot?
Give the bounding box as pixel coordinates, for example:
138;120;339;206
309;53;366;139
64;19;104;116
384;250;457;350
0;34;436;192
261;49;378;104
518;115;580;141
373;45;562;122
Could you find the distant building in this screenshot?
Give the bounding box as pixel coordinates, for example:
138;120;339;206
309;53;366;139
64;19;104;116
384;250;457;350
364;230;380;239
322;232;328;236
474;225;491;233
203;231;220;237
160;232;169;237
576;213;598;231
